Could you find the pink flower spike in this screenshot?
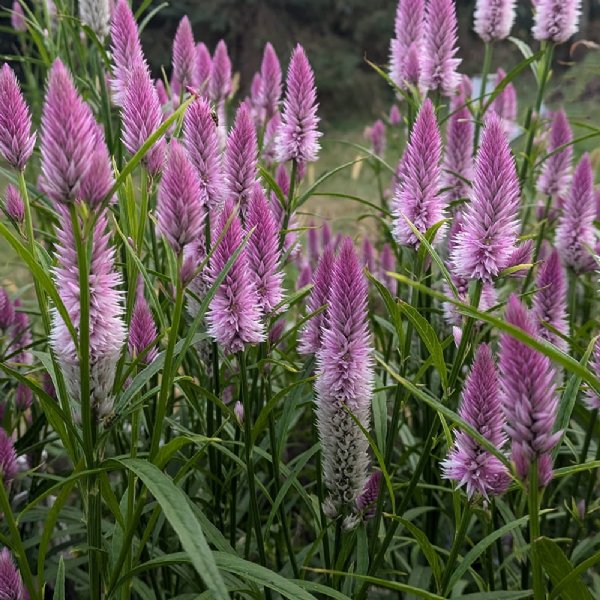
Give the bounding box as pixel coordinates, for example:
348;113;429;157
129;277;158;363
0;428;17;484
537;109;573;199
260;42;282;121
474;0;517;42
209;40;232;103
533;0;582;44
172;16;197;92
0;548;25;600
4;184;24;223
389;0;425;91
11;1;27;32
195;42;212;96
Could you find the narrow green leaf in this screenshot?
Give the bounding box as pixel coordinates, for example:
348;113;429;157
53;556;65;600
550;547;600;599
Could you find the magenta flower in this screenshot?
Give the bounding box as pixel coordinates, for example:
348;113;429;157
79;0;111;39
555;154;596;273
321;221;332;249
451;112;520;281
129;277;158;363
499;294;561;487
298;246;334;356
442;85;474;203
40;59;98;203
11;1;27;32
183;96;224;210
0;289;14;331
209;39;232;103
474;0;516;42
260;42;282;121
297;262;312;291
379;243;396;293
4;184;24;223
156;139;205;254
367;119;386;157
195;42;212;96
15;383;32;411
362;238;376;273
537;109;573;199
206;199;265;354
421;0;461;96
389;104;401;126
532;0;582;44
0;548;25;599
245;184;285;314
79;122;114;209
389;0;425;91
249;73;264;127
172;16;197;93
9;299;32;366
490;68;517;130
223;103;258;214
532;248;568;351
0;429;17;484
442;344;510;499
155;78;169;107
51;207;127;420
0;64;35;171
392;99;445;248
121;63;165;176
584;338;600;411
110;0;147;106
276;44;321;164
355;470;382;520
262;112;281;166
315;238;373;522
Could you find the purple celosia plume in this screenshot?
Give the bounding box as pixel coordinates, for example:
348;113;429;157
155;78;169;107
389;104;401;126
584;338;600;410
474;0;517;42
389;0;425;90
40;59;99;203
297;262;312;291
490;68;517;132
537;109;573;199
121;63;165;176
4;184;24;224
129;277;158;363
321;221;332;250
209;40;232;104
262;112;281;166
0;64;35;171
367;119;386;157
555;153;596;273
532;0;582;44
379;243;396;293
51;207;126;419
276;44;321;164
206;199;265;354
0;428;17;484
421;0;461;96
110;0;147;106
442;344;510;499
15;383;32;411
442;84;474;203
298;246;335;356
223;103;258;214
0;548;25;600
250;73;264;127
362;238;376;274
451;112;520;281
245;184;285;314
0;289;14;331
315;238;373;525
11;1;27;32
260;42;282;121
183;96;224;210
499;294;561;487
79;122;114;208
532;249;568;351
195;42;212;95
156;139;205;254
392;99;445;248
355;470;382;520
172;16;197;93
79;0;111;39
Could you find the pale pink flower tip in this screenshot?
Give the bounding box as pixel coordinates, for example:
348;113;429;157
532;0;582;44
172;16;197;93
129;278;158;363
474;0;517;42
11;1;27;32
4;184;24;223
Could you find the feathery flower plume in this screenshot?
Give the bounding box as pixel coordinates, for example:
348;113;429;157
11;1;27;32
15;383;32;411
195;42;212;95
0;64;35;171
389;104;401;126
315;238;373;522
262;112;281;166
321;221;332;249
121;63;165;176
9;299;32;366
298;246;334;355
0;289;14;331
156;139;205;254
0;429;17;483
297;262;312;290
442;84;474;203
209;40;232;103
79;122;114;208
79;0;111;39
249;73;264;126
4;184;24;223
172;16;197;93
367;119;386;156
442;344;510;498
40;59;98;203
245;184;285;314
0;548;25;600
155;78;169;107
584;338;600;410
389;0;425;90
421;0;461;96
183;96;224;210
392;99;445;248
355;470;382;520
223;103;258;214
555;154;596;273
260;42;282;121
490;68;517;129
532;0;582;44
276;44;321;164
129;277;158;363
206;199;265;354
362;238;376;273
532;249;568;351
452;112;520;281
379;243;396;292
500;294;561;487
110;0;147;106
537;109;573;199
474;0;516;42
51;208;126;420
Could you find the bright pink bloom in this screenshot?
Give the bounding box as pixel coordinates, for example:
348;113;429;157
4;184;24;223
537;109;573;199
0;429;17;483
389;0;425;90
259;42;282;121
209;40;232;103
367;119;386;156
195;42;212;96
584;339;600;410
262;112;281;166
129;277;158;363
474;0;516;42
490;68;517;131
79;122;114;208
389;104;401;126
0;548;25;600
379;243;396;293
172;16;197;93
355;470;382;520
533;0;582;44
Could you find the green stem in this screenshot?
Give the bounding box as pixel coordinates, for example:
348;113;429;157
568;269;578;354
522;194;552;293
441;503;472;595
279;160;297;253
474;42;494;149
149;253;185;460
529;462;545;600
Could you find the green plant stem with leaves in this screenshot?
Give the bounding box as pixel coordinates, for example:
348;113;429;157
441;503;472;594
280;159;297;252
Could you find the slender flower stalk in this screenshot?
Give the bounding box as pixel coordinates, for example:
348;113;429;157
0;64;35;171
172;16;197;93
532;0;582;44
4;184;24;224
79;0;111;39
474;0;516;42
392;99;445;248
315;238;373;527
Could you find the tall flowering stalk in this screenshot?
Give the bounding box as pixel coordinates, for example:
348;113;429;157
532;0;582;44
315;238;373;527
389;0;425;91
474;0;516;42
392;99;445;248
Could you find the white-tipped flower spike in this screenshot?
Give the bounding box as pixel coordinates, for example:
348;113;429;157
79;0;111;39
